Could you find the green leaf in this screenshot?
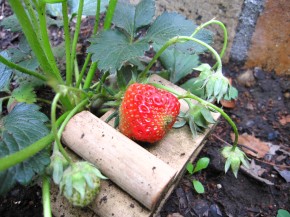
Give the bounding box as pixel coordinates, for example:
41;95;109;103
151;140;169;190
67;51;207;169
277;209;290;217
186;162;194;174
70;0;109;16
7;37;39;71
46;3;63;17
0;51;13;92
158;46;199;83
113;0;155;38
7;38;43;87
194;63;212;73
146;12;213;54
173;119;186;128
0;103;50;195
193;157;210;173
10;85;37;104
214;78;223;97
200;108;216;124
193;180;205;194
224;158;231;173
206;78;215;99
189;115;198;137
217;79;229;102
180;78;206;99
134;0;155;30
193;112;208;129
0;14;21;32
88;30;149;73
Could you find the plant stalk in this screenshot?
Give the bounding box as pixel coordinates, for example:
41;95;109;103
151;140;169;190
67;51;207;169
62;1;72;86
83;62;98;89
0;55;46;81
141;35;223;79
77;0;101;88
37;2;62;80
24;0;40;37
8;0;58;81
70;0;84;80
51;93;72;163
57;98;88;139
42;175;52;217
190;19;228;69
0;112;69;172
103;0;118;30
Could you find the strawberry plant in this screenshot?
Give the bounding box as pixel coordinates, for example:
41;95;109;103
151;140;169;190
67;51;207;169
0;0;248;215
186;157;210;194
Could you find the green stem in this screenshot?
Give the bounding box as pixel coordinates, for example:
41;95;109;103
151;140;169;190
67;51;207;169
76;0;101;89
93;0;101;34
51;93;72;163
74;59;80;84
83;62;98;89
150;83;239;149
141;36;223;78
0;55;46;81
76;53;91;88
36;98;62;109
24;0;40;37
0;112;69;172
103;0;118;30
8;0;57;81
0;134;54;171
42;175;52;217
38;2;62;81
57;98;88;139
70;0;84;78
82;0;114;89
62;1;72;86
190;19;228;69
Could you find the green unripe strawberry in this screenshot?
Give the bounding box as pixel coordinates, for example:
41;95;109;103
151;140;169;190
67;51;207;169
59;161;106;207
46;143;69;185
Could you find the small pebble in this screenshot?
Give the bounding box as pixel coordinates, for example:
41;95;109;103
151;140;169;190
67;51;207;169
254;67;265;80
268;131;278;140
271;174;276;178
217;184;222;189
246;120;255;127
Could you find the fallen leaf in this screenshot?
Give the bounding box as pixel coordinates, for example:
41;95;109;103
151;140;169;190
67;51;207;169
167;213;184;217
231;133;270;158
279;115;290;125
274;166;290;182
220;99;236;109
267;143;280;155
249;160;266;176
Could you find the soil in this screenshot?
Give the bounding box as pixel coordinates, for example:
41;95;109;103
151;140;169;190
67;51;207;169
0;2;289;217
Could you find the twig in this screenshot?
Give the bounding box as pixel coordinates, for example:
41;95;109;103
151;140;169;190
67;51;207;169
213;134;290;169
212;134;258;154
253;158;290;169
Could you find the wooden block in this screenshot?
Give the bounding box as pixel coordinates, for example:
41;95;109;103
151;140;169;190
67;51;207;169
51;75;220;217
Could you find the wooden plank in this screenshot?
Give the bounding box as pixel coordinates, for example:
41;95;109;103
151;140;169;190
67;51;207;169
50;75;220;217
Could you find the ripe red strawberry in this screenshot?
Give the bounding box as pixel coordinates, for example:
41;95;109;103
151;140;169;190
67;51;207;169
119;83;180;143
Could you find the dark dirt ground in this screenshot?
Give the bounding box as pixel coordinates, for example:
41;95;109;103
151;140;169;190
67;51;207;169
0;1;289;217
